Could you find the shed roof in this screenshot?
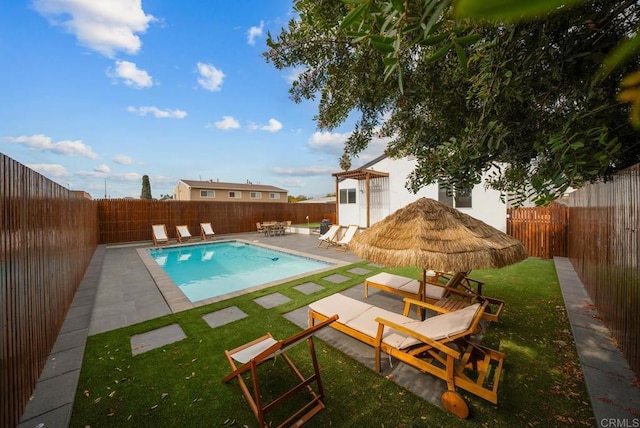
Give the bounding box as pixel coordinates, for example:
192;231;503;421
180;179;287;193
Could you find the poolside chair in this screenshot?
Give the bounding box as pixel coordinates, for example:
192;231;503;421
200;222;215;241
176;225;192;243
223;315;338;428
256;222;265;234
334;224;358;252
309;294;504;418
317;224;341;248
151;224;169;246
364;271;505;322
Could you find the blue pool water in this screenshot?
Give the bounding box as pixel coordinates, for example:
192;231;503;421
149;241;332;302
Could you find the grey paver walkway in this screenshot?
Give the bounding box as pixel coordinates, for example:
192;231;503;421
19;234;640;427
130;324;187;356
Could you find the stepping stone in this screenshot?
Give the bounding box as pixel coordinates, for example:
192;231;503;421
202;306;248;328
367;263;385;268
130;324;186;356
254;293;291;309
323;274;350;284
347;267;372;276
293;282;324;295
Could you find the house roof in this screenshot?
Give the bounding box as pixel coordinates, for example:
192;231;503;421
179;179;287;193
332;154;390;181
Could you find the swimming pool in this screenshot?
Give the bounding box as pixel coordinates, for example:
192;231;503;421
148;241;332;302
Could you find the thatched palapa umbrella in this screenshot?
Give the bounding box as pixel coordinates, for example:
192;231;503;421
350;197;527;279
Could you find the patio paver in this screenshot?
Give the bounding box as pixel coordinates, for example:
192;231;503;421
322;273;350;283
253;292;292;309
130;324;187;356
346;267;372;276
202;306;248;328
293;282;325;295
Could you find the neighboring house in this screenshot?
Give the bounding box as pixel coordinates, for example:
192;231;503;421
297;197;335;204
332;154;508;232
173;179;288;203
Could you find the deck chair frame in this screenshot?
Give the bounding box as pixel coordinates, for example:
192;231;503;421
200;222;215;241
308;295;504;416
334;224;358;252
151;224;169;246
223;315;338;428
175;225;192;243
317;224;341;248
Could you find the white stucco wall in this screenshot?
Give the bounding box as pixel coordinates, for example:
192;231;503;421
336;156;507;232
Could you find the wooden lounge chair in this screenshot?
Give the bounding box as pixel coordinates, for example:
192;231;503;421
334;224;358;252
308;293;505;418
364;272;505;322
223;315;338;428
176;225;192;243
151;224;169;246
200;222;215;241
317;224;341;248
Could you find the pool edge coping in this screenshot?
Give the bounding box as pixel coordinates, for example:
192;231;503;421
137;238;351;313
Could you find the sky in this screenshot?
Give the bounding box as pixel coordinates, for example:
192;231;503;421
0;0;387;199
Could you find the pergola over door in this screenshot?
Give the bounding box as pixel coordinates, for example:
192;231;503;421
332;168;389;227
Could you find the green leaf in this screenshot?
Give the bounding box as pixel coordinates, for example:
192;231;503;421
421;33;449;46
428;42;452;62
390;0;405;12
454;42;468;74
340;1;370;30
455;0;585;21
383;56;398;67
371;36;395;53
597;31;640;81
455;33;482;46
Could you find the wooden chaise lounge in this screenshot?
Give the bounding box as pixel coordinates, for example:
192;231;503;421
308;293;505;418
364;271;505;322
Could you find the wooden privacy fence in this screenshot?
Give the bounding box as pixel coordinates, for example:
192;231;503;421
567;163;640;375
0;154;98;428
96;199;336;244
507;203;569;258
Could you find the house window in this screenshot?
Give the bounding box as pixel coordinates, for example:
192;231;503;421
269;193;280;199
200;190;215;198
250;192;262;199
228;191;242;198
339;188;356;204
438;184;472;208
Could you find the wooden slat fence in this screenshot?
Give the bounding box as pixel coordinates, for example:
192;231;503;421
567;163;640;375
96;199;335;244
1;154;98;428
507;203;569;258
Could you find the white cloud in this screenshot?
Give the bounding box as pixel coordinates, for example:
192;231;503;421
213;116;240;130
285;66;305;84
94;164;111;174
307;131;351;155
247;21;264;45
272;166;335;176
3;134;98;159
261;118;283;132
107;60;153;88
196;62;224;91
25;163;69;178
33;0;156;57
109;172;142;182
113;154;134;165
127;106;187;118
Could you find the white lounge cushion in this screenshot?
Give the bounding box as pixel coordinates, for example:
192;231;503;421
309;293;372;325
346;307;421;348
366;272;413;289
399;303;481;349
423;283;447;300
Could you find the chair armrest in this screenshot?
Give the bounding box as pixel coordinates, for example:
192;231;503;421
401;297;452;315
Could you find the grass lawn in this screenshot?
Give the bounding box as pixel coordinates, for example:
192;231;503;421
70;258;594;427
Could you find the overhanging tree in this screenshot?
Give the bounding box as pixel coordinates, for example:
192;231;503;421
265;0;640;204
